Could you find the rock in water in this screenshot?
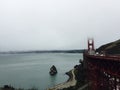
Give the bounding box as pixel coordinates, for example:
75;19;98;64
49;65;57;76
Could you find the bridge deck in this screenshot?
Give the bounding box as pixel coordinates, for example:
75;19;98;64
85;53;120;62
84;52;120;90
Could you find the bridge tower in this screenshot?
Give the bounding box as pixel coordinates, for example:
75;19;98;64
88;38;95;55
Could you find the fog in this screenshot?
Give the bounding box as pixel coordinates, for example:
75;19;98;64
0;0;120;51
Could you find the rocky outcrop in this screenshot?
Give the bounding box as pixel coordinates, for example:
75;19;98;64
49;65;57;76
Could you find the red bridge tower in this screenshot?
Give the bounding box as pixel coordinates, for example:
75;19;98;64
87;38;95;55
88;38;94;51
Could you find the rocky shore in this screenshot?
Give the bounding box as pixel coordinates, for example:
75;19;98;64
47;60;87;90
47;69;77;90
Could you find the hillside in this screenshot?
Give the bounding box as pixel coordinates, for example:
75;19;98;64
96;39;120;55
0;50;84;54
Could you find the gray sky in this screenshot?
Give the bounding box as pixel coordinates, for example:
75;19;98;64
0;0;120;51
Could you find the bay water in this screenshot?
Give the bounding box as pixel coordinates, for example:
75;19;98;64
0;53;83;90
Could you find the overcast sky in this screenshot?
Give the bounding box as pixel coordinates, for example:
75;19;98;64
0;0;120;51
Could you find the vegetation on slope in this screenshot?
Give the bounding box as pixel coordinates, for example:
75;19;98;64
96;39;120;55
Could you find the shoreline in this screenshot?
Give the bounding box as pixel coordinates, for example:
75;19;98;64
47;69;77;90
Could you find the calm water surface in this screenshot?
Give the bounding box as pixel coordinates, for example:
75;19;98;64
0;53;83;90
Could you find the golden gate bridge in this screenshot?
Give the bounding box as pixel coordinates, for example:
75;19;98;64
83;39;120;90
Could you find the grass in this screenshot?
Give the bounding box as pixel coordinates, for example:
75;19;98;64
0;85;38;90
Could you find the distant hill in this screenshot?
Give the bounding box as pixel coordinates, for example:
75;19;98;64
0;50;84;54
96;39;120;55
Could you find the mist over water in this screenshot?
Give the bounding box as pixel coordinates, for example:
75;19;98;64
0;53;83;90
